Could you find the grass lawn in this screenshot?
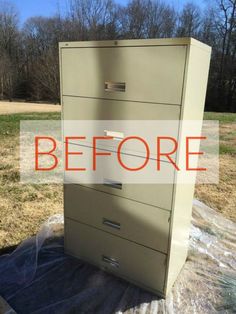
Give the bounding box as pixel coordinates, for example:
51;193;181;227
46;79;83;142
195;112;236;222
0;113;63;250
0;111;235;249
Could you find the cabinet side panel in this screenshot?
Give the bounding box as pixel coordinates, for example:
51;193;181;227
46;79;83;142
165;44;211;295
59;45;66;231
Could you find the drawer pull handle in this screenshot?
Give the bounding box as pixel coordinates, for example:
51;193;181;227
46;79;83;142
102;255;119;268
103;218;121;230
103;179;122;190
104;130;124;141
105;81;126;92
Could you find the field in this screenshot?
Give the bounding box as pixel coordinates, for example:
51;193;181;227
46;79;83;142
0;108;235;250
195;112;236;222
0;112;63;250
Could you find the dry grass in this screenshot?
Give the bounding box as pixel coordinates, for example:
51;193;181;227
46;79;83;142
195;112;236;222
0;113;63;249
0;101;61;115
195;154;236;222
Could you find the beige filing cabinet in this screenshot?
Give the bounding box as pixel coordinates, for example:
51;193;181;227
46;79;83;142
59;38;211;297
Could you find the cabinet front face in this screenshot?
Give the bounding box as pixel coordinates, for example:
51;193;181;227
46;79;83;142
61;45;187;104
65;218;166;294
61;39;210;297
64;184;170;253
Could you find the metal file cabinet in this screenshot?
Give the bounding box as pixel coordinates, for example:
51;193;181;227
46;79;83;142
59;38;211;297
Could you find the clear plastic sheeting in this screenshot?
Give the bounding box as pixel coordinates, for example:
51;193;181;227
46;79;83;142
0;200;235;314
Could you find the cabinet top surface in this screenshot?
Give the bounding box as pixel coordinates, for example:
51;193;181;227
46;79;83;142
59;37;211;52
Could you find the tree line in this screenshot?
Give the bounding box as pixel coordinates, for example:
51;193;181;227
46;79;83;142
0;0;235;112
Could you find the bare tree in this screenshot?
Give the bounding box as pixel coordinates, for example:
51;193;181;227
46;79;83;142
22;16;68;101
118;0;177;39
145;1;177;38
31;48;60;102
214;0;236;111
0;52;14;100
177;2;201;37
118;0;149;38
69;0;118;40
200;9;217;45
0;0;19;100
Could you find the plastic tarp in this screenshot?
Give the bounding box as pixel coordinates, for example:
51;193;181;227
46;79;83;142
0;199;235;314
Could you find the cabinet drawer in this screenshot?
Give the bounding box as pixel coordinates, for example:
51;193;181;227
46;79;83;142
83;183;173;211
61;45;186;104
63;96;180;160
63;96;181;120
65;218;166;294
64;145;174;210
64;184;170;253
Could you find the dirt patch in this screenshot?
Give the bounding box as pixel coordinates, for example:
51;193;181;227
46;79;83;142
0;101;61;115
